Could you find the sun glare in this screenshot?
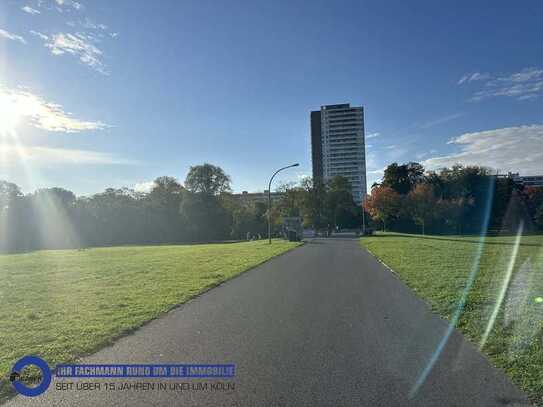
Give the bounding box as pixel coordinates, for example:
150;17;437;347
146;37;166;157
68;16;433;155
0;92;23;136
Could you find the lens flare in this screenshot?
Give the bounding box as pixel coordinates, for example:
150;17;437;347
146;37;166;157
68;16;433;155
409;176;496;399
479;221;523;349
0;92;23;137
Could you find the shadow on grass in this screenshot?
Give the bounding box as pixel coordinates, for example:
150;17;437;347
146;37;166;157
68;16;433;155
369;233;542;248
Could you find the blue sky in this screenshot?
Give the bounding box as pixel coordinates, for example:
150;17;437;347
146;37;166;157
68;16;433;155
1;0;542;195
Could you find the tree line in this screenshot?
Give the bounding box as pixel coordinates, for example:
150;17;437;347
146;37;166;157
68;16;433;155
2;161;541;252
0;163;360;253
363;162;543;235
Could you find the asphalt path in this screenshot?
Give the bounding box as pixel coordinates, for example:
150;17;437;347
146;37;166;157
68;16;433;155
6;237;529;406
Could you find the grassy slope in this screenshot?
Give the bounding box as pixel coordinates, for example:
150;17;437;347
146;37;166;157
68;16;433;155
361;233;543;405
0;240;299;397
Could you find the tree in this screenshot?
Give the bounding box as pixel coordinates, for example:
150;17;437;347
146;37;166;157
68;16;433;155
185;163;231;195
229;201;267;240
276;183;304;218
535;203;543;230
33;187;76;207
521;186;543;227
149;177;182;202
0;180;22;209
77;187;146;246
406;162;425;187
363;186;401;231
407;183;437;235
382;162;424;195
435;197;469;234
325;176;358;229
30;188;78;249
298;177;327;229
179;190;231;242
0;181;25;252
144;177;185;242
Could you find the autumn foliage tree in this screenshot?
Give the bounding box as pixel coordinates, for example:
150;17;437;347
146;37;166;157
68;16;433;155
365;162;543;235
363;186;401;231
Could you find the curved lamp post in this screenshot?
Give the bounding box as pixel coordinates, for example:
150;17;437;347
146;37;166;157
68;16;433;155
268;163;299;244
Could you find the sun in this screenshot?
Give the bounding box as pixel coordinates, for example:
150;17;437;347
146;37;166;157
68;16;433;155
0;92;24;137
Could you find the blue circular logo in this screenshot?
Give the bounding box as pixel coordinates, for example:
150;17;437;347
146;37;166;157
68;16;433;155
11;356;51;397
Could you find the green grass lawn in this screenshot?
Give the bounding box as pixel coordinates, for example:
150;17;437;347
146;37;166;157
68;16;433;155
0;239;300;400
361;232;543;405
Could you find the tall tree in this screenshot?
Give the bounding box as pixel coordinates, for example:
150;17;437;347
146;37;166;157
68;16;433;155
381;162;424;195
147;176;183;216
298;177;327;229
185;163;231;195
182;164;233;241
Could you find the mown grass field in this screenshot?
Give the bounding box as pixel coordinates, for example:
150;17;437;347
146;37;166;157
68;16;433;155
361;232;543;405
0;240;300;400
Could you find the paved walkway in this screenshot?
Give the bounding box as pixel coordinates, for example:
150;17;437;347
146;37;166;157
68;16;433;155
6;237;529;406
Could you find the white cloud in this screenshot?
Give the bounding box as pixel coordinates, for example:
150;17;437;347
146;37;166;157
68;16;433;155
416;152;427;160
66;18;118;41
30;30;49;40
457;72;489;85
55;0;83;10
419;112;465;129
45;32;107;74
0;144;134;166
22;5;41;14
518;94;539;101
502;68;543;83
134;181;155;193
80;18;107;30
0;28;27;44
423;125;543;175
460;67;543;102
0;85;108;133
366;132;380;139
368;168;386;175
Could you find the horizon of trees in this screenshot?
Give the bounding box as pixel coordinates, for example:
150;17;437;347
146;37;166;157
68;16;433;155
1;161;542;253
364;162;543;235
0;163;360;253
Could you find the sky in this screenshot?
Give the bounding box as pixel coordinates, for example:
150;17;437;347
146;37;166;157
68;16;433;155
1;0;542;196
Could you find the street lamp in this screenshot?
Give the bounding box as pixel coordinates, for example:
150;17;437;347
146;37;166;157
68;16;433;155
268;163;299;244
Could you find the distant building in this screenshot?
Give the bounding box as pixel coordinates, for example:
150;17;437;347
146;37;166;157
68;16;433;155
233;190;284;205
507;173;543;188
310;103;367;203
